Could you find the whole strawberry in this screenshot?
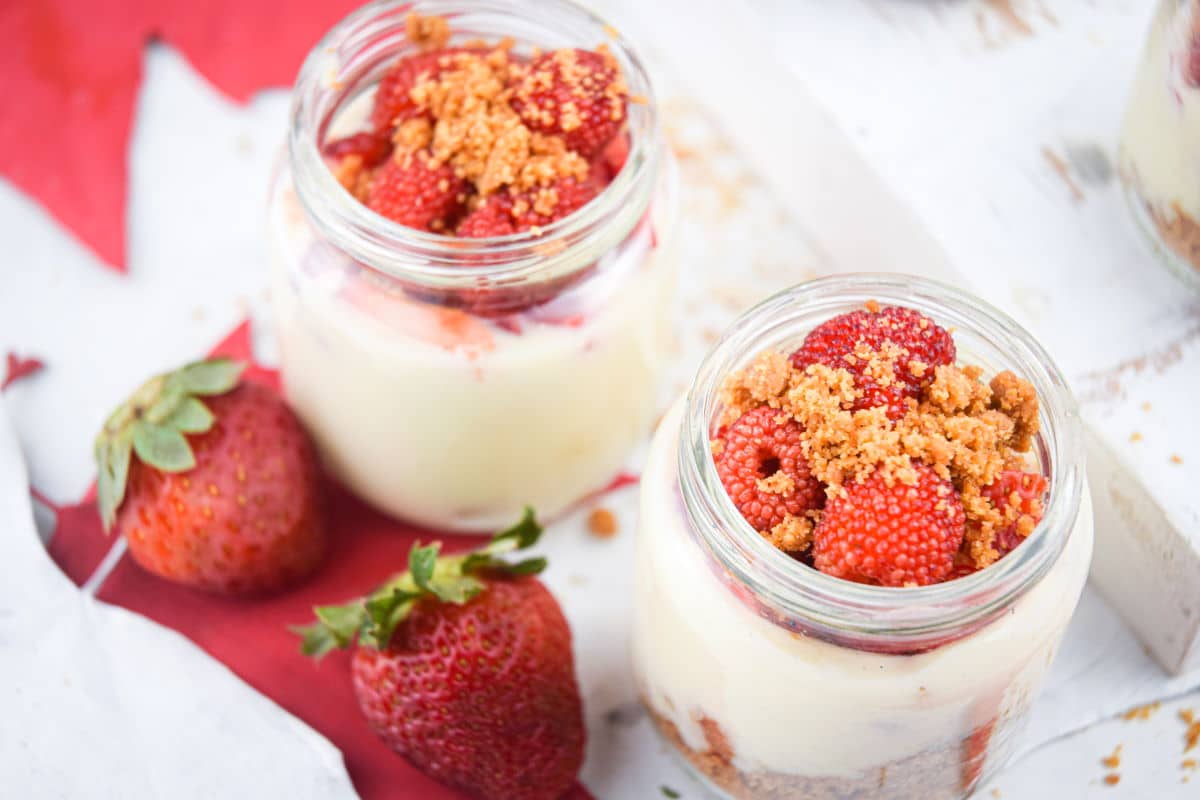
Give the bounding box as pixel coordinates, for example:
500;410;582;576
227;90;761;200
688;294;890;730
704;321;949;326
294;510;583;800
95;359;326;594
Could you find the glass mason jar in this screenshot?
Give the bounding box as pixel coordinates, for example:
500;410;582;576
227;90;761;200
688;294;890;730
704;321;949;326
1120;0;1200;293
267;0;679;531
631;275;1093;800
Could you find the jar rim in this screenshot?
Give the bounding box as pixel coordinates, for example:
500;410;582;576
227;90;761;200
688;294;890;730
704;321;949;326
677;273;1086;648
287;0;660;289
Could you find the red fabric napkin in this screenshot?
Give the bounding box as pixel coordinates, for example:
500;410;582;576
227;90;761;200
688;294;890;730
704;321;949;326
0;0;361;270
46;320;593;800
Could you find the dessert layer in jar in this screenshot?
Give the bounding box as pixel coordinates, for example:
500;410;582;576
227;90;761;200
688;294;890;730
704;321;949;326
269;4;679;530
632;278;1091;799
633;400;1093;800
1121;0;1200;285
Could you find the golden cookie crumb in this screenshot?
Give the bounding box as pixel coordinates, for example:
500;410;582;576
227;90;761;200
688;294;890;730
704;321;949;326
587;507;618;537
763;514;813;553
1103;773;1120;786
1101;744;1122;769
405;12;451;51
1123;702;1160;721
1171;454;1185;465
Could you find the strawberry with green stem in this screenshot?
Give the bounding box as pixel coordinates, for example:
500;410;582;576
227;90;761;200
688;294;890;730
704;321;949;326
95;358;326;595
295;509;584;800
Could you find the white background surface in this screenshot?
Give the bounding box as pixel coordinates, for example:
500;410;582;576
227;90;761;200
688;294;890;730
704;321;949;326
2;0;1199;798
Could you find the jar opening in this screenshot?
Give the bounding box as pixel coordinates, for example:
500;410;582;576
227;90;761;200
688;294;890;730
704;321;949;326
677;274;1085;651
287;0;660;298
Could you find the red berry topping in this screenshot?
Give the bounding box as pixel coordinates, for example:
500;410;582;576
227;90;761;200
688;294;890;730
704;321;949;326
813;463;965;587
715;406;824;533
366;152;469;232
982;469;1048;556
322;131;393;169
371;49;464;132
790;305;956;419
511;49;628;158
457;176;600;238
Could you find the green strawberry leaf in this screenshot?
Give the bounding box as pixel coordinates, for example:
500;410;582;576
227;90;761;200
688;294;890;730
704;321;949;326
131;421;195;472
291;622;340;658
297;601;369;656
490;506;542;550
95;433;133;531
495;556;547;576
165;397;215;433
292;508;546;656
177;359;245;396
425;573;485;605
362;586;422;648
143;383;186;425
408;541;440;592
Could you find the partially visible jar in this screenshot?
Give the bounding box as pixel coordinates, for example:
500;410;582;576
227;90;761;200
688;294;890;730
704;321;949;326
632;275;1093;800
268;0;679;531
1120;0;1200;293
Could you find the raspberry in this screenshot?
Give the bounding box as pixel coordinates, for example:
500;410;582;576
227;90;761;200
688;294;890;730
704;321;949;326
371;49;465;132
813;463;965;586
511;49;627;158
790;305;955;419
983;469;1047;556
457;177;600;238
365;151;469;232
715;406;824;534
322;131;393;169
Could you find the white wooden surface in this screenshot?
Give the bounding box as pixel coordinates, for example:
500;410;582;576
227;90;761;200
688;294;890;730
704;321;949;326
2;0;1199;797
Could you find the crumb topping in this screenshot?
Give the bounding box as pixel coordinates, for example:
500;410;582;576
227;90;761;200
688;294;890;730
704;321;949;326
717;309;1044;571
392;13;596;208
405;12;451;52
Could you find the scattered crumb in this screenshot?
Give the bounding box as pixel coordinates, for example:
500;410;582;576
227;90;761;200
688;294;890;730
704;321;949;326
587;507;619;538
1103;774;1121;786
1142;402;1152;412
1171;454;1184;465
1183;758;1198;771
1130;431;1143;443
1183;708;1200;752
990;790;1001;799
191;307;206;322
1122;701;1160;721
567;573;588;586
1101;744;1122;769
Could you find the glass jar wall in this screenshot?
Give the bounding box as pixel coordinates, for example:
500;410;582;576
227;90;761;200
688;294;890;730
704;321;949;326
267;0;679;530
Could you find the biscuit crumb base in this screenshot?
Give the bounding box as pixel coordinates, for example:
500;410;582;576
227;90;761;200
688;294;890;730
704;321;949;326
718;340;1043;570
645;700;989;799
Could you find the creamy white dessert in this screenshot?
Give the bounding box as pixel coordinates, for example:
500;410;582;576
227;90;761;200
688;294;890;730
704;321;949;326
1121;0;1200;279
268;167;677;531
632;400;1093;794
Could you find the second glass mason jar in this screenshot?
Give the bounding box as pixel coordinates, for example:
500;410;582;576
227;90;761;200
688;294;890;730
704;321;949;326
1121;0;1200;293
632;275;1093;800
267;0;679;530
